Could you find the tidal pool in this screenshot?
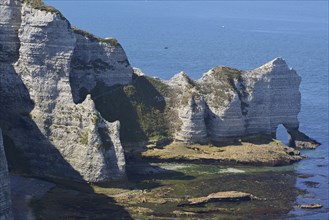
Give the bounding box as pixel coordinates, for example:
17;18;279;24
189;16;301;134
28;160;323;219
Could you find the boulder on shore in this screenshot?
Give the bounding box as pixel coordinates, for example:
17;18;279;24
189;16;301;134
297;204;323;209
182;191;260;206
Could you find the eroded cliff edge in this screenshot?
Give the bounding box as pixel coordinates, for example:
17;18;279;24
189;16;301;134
0;0;132;182
0;0;319;183
169;58;319;147
100;59;319;149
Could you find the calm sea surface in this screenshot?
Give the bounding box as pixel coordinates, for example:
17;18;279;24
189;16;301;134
46;1;328;219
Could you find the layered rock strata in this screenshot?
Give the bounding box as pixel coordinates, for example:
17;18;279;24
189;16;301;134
166;58;319;148
124;58;318;148
0;129;13;220
169;72;207;143
88;58;318;149
0;0;132;182
70;27;132;103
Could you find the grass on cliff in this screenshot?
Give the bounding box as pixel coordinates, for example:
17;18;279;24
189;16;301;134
22;0;62;15
22;0;119;46
90;76;171;143
179;75;202;107
201;66;249;114
72;27;119;46
201;67;238;105
79;130;89;145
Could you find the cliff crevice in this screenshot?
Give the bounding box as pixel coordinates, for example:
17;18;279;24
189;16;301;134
0;0;132;182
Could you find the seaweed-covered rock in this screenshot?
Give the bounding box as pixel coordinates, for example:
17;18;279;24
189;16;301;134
183;191;259;206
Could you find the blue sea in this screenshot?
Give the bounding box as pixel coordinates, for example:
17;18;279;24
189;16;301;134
47;1;328;219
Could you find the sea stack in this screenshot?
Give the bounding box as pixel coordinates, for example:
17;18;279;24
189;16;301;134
165;58;319;147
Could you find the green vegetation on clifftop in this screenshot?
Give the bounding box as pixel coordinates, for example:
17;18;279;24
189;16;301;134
22;0;62;15
72;27;119;46
90;76;171;143
201;66;249;114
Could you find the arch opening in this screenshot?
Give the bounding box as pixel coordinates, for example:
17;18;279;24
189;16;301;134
276;124;290;145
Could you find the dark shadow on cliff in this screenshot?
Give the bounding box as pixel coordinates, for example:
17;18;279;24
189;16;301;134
90;75;169;143
0;65;88;180
90;82;147;142
240;134;274;145
90;75;194;189
0;64;133;219
29;186;134;220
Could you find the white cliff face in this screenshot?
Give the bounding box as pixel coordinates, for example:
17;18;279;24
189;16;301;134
202;58;304;143
242;58;301;136
70;31;133;103
200;67;246;142
167;72;207;143
166;58;318;147
175;96;207;143
48;95;126;181
0;129;13;220
0;0;21;63
0;1;131;182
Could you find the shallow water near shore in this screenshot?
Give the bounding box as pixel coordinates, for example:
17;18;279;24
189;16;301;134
126;162;300;219
27;159;324;219
36;1;329;219
24;142;328;219
287;146;329;219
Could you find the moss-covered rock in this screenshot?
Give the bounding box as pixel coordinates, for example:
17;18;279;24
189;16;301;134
91;76;172;143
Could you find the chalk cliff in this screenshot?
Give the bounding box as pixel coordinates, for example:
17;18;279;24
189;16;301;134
169;72;208;144
0;0;132;182
0;0;319;184
116;59;318;149
165;58;319;148
0;129;13;220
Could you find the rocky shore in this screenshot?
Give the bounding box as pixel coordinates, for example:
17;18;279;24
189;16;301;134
27;163;305;219
141;140;304;166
